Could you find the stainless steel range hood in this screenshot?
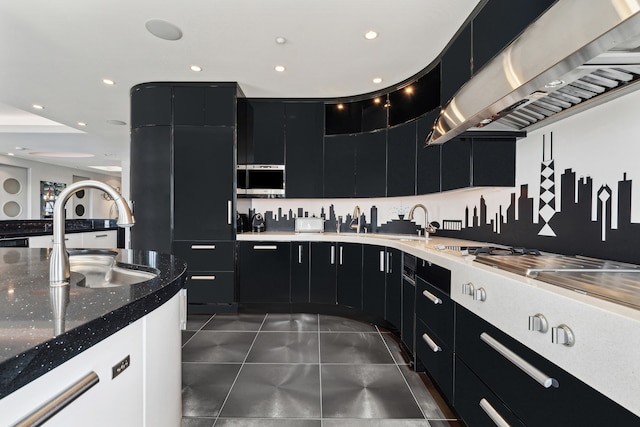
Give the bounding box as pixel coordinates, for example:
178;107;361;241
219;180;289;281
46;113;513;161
428;0;640;145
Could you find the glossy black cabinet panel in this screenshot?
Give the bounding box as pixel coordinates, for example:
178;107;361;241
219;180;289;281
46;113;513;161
385;248;402;329
238;241;291;303
130;85;172;128
285;102;324;198
172;241;235;272
441;137;472;191
325;102;362;135
473;0;556;73
362;245;386;318
185;272;235;304
291;242;311;302
248;101;285;164
362;98;387;131
416;110;441;194
441;24;471;106
310;242;337;304
324;134;357;198
472;138;516;187
401;277;415;355
355;130;387;197
415;278;454;348
336;243;363;310
415;318;454;403
174;85;236;127
389;65;441;126
387;121;417;197
456;305;639;426
174;126;235;240
130;126;172;253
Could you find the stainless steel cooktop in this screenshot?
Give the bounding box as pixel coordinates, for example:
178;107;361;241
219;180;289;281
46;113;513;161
474;253;640;310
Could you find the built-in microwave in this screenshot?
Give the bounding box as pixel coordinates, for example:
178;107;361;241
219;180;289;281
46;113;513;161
237;164;285;197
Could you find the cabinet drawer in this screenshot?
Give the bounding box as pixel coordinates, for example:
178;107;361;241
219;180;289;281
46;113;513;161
415;318;454;403
185;272;234;303
455;358;525;427
456;306;639;426
415;277;454;348
416;259;451;294
173;241;235;271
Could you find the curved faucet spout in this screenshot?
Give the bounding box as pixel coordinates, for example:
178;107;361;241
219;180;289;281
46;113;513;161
351;205;362;233
50;180;134;285
408;203;435;239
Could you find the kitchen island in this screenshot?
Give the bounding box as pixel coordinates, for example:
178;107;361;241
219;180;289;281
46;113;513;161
0;248;187;426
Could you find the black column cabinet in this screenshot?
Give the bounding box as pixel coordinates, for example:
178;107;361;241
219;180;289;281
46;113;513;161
291;242;311;302
362;245;387;318
355;130;387;197
336;243;363;309
387;122;417;197
247;101;285;164
237;241;291;303
323;135;357;198
310;242;337;304
285;102;324;198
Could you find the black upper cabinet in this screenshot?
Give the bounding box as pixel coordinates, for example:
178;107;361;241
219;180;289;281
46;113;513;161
130;85;172;128
473;0;556;73
247;101;285;164
416;110;441;194
325;102;363;135
130;126;172;253
362;98;387;131
174;85;236;127
285;102;324;198
324;134;357;198
173;126;235;241
387;121;417;197
440;24;471;106
441;137;473;191
389;65;441;126
355;130;387;197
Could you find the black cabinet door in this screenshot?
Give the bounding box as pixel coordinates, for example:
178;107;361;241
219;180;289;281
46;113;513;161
415;318;454;403
324;135;357;198
249;101;285;164
291;241;310;302
387;122;417;197
238;241;290;303
174;85;236;127
130;85;172;128
401;277;415;355
184;272;235;304
441;137;472;191
310;242;337;304
385;248;402;329
285;103;324;198
416;110;441;194
472;138;516;187
173;126;235;241
441;24;471;106
355;130;387;197
130;126;172;253
336;243;363;309
362;245;386;318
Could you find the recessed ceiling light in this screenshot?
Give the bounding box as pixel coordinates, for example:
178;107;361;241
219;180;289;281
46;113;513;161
102;79;115;85
77;122;87;127
14;147;27;151
372;77;383;84
404;86;414;94
274;65;286;72
373;98;381;104
190;65;202;72
89;165;122;172
7;153;14;156
29;151;95;158
106;119;127;126
32;104;44;110
275;36;287;45
337;104;344;110
145;19;183;41
364;31;379;40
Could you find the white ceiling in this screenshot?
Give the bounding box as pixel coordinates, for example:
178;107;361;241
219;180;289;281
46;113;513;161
0;0;481;174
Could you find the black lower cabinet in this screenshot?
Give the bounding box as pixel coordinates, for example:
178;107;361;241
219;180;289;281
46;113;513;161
290;242;310;302
415;318;454;404
336;243;363;309
362;245;386;318
456;305;639;426
384;248;402;329
455;358;526;427
401;275;415;357
310;242;337;304
238;241;290;303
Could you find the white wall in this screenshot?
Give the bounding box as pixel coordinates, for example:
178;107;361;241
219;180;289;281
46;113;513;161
0;155;121;220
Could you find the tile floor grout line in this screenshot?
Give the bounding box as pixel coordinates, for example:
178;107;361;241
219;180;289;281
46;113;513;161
376;324;430;421
212;313;268;426
182;314;216;348
318;313;324;427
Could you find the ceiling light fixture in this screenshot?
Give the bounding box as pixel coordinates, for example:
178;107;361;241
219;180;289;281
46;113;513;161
89;165;122;172
373;98;381;104
190;65;202;72
274;65;286;72
32;104;44;110
78;122;87;126
145;19;183;41
275;36;287;45
372;77;383;84
404;86;414;94
102;79;115;85
106;119;127;126
337;104;344;110
7;153;14;156
364;30;379;40
14;147;27;151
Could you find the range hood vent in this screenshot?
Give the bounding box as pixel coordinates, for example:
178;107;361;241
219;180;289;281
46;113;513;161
428;0;640;144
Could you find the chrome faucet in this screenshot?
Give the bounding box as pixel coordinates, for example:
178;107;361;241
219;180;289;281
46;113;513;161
350;205;362;234
408;203;436;239
50;180;135;286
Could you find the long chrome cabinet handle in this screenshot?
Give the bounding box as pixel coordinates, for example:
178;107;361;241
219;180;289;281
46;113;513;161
13;371;99;427
191;244;216;250
339;246;344;265
387;251;392;273
298;245;303;264
421;332;442;353
253;245;277;250
227;200;232;225
480;332;559;388
422;289;442;305
379;250;385;272
330;246;335;265
479;398;511;427
191;275;216;280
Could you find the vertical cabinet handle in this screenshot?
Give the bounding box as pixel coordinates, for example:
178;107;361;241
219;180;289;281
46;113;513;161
339;246;344;265
227;200;232;225
298;245;303;264
379;250;385;272
330;246;335;265
387;251;392;274
479;398;511;427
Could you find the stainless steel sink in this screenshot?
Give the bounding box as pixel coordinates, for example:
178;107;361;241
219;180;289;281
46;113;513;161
69;250;158;288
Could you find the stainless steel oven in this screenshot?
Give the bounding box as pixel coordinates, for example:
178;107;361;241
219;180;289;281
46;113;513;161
237;164;285;197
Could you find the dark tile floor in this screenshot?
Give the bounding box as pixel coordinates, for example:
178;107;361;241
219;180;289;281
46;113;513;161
182;313;462;426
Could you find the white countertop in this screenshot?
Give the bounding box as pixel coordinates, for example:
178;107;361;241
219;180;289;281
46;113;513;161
237;231;640;416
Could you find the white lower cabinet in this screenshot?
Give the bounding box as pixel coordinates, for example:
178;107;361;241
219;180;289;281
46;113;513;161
0;293;181;426
29;230;117;249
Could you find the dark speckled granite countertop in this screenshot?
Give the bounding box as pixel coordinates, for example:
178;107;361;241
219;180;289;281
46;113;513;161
0;248;187;398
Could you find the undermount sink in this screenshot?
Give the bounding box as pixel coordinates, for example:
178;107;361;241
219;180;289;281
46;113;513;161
69;250;158;288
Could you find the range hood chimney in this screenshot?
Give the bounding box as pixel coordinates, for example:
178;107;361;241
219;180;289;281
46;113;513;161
428;0;640;145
